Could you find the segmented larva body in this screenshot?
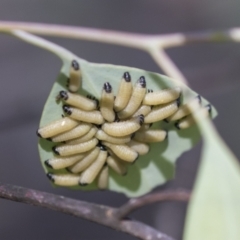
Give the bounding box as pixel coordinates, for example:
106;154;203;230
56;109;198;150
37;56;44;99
132;105;151;117
102;141;138;163
50;123;91;142
96;129;131;144
133;129;167;143
175;104;211;130
38;66;213;190
63;105;105;125
101;114;144;137
107;155;127;175
117;76;146;119
66;127;98;144
97;165;109;190
100;82;115;122
143;87;181;105
167;95;201;122
114;72;132;112
45;154;86;170
127;140;150;155
37;117;79;139
53;138;98;156
47;173;80;186
68;147;100;173
79;147;108;186
68;60;82;92
144;100;179;123
57;91;97;111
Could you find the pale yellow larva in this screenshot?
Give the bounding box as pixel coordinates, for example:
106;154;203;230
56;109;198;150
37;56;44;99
114;72;133;112
45;154;86;170
65;126;98;145
133;129;167;143
107;155;127;175
100;82;115;122
102;141;138;163
67;60;82;92
175;104;211;130
67;147;100;173
144;100;179;124
97;165;109;190
47;173;80;186
57;91;97;111
139;124;151;131
101;114;144;137
167;95;201;121
117;76;146;119
53;138;98;156
79;147;108;186
50;123;92;142
127;140;150;155
142;87;181;105
37;117;79;139
132;105;151;117
95;129;131;144
63;105;104;125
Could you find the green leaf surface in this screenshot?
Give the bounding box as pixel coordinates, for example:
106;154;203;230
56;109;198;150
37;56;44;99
184;109;240;240
11;30;217;197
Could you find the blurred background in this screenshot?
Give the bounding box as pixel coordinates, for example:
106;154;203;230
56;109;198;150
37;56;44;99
0;1;240;239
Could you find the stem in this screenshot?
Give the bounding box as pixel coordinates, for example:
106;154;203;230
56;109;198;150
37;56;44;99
0;21;188;84
116;189;191;219
2;22;239;86
0;182;176;240
149;48;188;85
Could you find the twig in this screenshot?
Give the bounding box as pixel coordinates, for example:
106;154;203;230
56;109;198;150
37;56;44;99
116;189;191;219
0;182;176;240
0;21;187;84
1;22;240;85
149;48;188;84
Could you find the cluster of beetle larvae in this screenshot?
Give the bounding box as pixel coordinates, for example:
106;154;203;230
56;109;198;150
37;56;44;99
37;60;212;190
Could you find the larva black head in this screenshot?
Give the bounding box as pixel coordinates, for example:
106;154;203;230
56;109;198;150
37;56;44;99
46;173;54;182
138;76;146;88
164;130;168;140
47;138;52;142
79;182;88;186
138;114;145;126
103;82;112;93
176;98;181;107
52;146;60;155
99;145;107;151
44;160;53;169
175;122;180;130
123;72;131;82
71;60;80;71
163;119;169;123
206;104;212;114
63;105;72;115
59;91;68;100
196;95;202;103
36;130;42;138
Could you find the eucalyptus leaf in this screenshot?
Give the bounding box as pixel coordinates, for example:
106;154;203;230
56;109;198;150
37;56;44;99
184;109;240;240
11;30;217;197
